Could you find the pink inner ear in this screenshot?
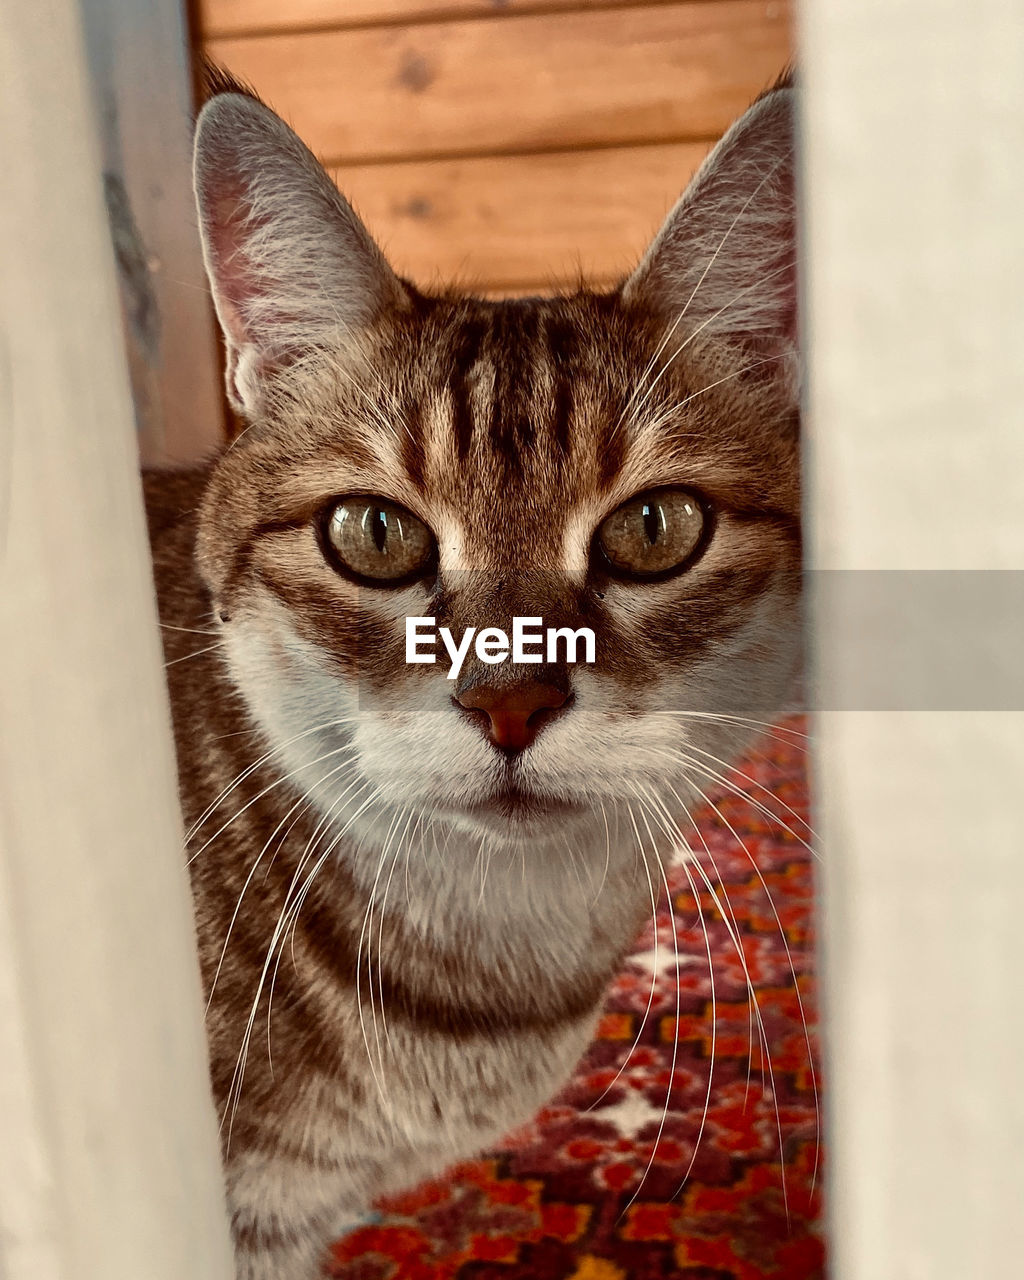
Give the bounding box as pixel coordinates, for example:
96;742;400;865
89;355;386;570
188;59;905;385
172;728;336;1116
202;177;263;350
201;169;312;374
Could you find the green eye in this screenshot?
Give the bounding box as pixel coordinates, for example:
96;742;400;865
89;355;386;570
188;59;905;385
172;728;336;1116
322;497;434;583
597;488;706;578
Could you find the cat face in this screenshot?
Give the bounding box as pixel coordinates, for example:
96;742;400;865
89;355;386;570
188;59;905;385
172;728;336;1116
192;79;800;859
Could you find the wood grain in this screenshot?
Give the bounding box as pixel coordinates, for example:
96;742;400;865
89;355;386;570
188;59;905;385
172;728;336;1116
206;2;792;164
198;0;705;40
331;140;711;291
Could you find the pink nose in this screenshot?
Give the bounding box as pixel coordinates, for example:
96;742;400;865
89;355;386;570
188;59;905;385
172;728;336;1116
456;681;568;752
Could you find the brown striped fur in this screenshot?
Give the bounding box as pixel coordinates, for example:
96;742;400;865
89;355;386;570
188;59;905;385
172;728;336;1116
147;72;801;1278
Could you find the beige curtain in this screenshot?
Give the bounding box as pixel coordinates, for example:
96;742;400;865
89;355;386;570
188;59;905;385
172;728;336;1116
803;0;1024;1275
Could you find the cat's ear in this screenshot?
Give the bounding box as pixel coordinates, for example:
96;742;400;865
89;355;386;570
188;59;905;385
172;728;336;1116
193;89;407;418
622;79;797;397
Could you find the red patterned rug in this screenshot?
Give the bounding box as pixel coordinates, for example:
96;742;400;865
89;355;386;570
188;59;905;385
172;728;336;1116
329;720;822;1279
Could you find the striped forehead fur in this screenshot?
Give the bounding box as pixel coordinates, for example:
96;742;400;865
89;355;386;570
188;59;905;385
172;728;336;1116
224;289;795;505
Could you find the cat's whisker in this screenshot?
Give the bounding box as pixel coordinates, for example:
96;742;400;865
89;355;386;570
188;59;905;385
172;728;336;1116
184;714;358;844
206;754;355;1014
188;743;360;867
476;827;496;906
591;800;614;907
368;808;415;1071
281;790;363;973
680;747;817;857
262;759;358;896
649;742;820;1178
164;640;225;667
261;785;353;1065
649;777;771;1118
628;249;796;432
266;823;351;1076
404;810;433;903
559;822;589;900
655;349;789;417
628;147;793;415
640;743;817;859
685;846;791;1224
587;800;661;1113
188;745;297;842
619;788;681;1217
654;778;762;1103
375;806;420;1054
243;774;365;1085
627;779;772;1177
263;779;363;1065
356;805;408;1102
272;774;377;1035
672;854;717;1198
668;768;820;1198
160;621;222;638
224;780;381;1146
677;737;816;842
631;351;790;452
227;784;382;1145
648;709;811;753
645;763;802;1218
207;726;264;745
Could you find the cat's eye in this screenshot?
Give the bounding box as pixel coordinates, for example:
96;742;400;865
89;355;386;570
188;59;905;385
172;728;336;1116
597;488;707;578
321;497;435;584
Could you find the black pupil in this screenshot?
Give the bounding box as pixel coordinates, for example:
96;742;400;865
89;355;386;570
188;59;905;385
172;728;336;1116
371;507;388;553
642;502;661;545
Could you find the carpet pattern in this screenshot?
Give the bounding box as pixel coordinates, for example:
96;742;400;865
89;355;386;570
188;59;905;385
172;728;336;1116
329;721;822;1279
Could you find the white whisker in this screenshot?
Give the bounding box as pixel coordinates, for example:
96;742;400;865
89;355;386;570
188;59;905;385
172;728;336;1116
670;769;820;1199
222;780;381;1147
185;714;357;844
164;641;224;667
206;752;355;1014
588;800;661;1113
620;788;681;1216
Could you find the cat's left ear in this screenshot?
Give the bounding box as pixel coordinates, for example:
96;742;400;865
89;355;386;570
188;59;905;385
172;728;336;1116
622;78;798;400
193;87;408;419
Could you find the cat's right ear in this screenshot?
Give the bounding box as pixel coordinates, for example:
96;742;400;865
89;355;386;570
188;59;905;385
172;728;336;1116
621;78;798;403
193;90;407;419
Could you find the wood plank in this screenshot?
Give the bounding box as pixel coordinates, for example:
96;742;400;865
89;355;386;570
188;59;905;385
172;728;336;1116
331;141;711;291
198;0;707;41
206;2;793;164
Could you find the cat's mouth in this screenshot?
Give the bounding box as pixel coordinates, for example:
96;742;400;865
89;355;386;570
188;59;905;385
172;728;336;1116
465;784;585;824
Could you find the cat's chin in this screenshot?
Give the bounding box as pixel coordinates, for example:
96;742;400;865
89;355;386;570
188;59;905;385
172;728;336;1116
472;792;584;822
444;785;591;839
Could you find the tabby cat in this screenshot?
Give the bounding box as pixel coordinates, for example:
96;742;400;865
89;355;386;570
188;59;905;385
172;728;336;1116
146;71;799;1280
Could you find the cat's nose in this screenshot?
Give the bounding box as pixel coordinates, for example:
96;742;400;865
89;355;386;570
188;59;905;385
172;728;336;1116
456;681;568;753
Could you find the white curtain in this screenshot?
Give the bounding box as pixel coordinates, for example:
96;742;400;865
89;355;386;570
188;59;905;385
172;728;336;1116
0;2;233;1276
803;0;1024;1275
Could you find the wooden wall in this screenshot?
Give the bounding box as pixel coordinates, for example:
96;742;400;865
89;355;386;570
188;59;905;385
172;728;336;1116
194;0;793;296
